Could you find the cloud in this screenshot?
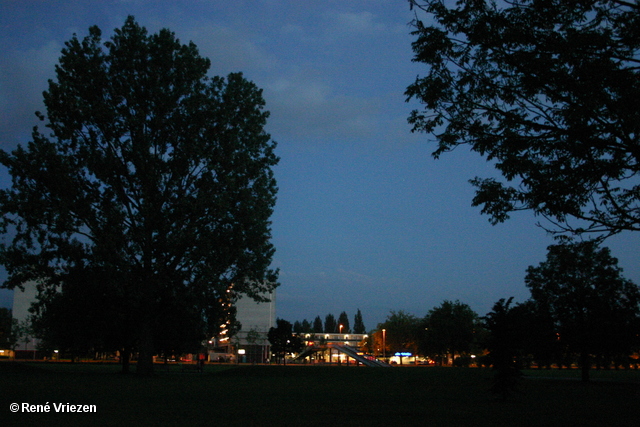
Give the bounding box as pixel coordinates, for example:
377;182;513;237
0;2;410;154
332;11;386;35
264;72;381;143
324;9;407;43
173;21;385;143
170;23;279;77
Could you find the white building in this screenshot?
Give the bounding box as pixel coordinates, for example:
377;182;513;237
231;291;276;363
11;281;39;353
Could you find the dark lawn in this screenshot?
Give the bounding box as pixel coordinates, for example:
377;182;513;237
1;362;639;426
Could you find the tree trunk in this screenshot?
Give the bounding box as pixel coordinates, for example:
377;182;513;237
121;347;131;374
135;257;156;376
580;351;590;382
137;340;154;375
136;308;155;376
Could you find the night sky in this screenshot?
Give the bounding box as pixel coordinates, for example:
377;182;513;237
1;0;639;329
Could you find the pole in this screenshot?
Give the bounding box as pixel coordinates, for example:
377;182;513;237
382;329;386;362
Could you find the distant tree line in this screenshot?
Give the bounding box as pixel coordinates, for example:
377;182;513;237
364;301;484;368
248;241;640;396
360;242;640;386
291;309;366;335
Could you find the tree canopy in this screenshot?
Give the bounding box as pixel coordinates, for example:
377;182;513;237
324;313;337;333
377;310;421;355
406;0;640;236
422;299;479;364
353;308;366;334
267;318;303;364
525;240;640;381
313;316;324;333
337;311;350;333
0;17;279;374
483;298;524;399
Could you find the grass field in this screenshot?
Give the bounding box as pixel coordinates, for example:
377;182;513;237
1;361;639;426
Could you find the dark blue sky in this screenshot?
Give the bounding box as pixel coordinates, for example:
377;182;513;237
1;0;639;329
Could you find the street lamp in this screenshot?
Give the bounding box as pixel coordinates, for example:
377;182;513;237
339;324;343;335
382;329;386;362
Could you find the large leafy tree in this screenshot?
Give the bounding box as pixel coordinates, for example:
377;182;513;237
406;0;640;236
267;318;303;364
377;310;421;356
510;299;559;369
421;300;479;364
483;298;524;400
0;17;279;374
525;241;640;381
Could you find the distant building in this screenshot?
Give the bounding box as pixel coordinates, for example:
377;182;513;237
11;281;39;355
294;332;373;365
300;332;368;348
227;291;276;363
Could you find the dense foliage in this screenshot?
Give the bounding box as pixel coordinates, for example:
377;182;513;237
0;17;279;373
267;318;303;363
525;240;640;381
422;300;481;364
0;307;18;350
353;308;366;334
407;0;640;236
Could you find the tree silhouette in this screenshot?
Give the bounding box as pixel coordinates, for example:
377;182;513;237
313;316;323;333
423;300;479;365
267;319;302;364
407;0;640;236
353;309;366;334
324;313;337;333
337;311;350;333
526;241;640;381
483;298;524;400
378;310;420;356
0;17;279;374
